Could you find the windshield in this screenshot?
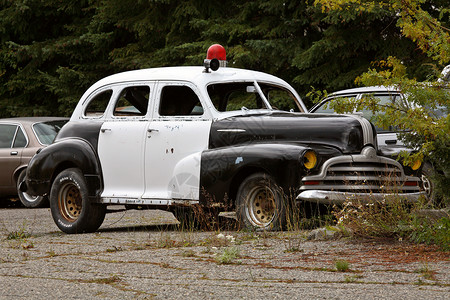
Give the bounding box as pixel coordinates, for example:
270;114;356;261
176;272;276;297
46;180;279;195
207;82;303;112
33;120;67;145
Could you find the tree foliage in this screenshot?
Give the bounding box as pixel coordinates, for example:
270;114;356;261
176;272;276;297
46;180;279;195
315;0;449;203
2;0;443;117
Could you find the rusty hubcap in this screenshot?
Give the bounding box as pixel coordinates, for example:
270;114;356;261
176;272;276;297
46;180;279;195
58;182;82;221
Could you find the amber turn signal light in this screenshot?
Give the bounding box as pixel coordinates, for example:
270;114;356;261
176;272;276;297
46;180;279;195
411;159;422;171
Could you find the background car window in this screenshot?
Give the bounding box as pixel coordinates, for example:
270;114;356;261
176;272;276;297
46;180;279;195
13;127;27;148
33;121;67;145
0;124;18;148
159;86;203;116
360;94;399;133
84;90;113;117
114;86;150;116
207;82;268;112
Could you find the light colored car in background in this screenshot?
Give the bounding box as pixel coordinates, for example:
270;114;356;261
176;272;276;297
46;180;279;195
309;86;446;201
0;117;68;207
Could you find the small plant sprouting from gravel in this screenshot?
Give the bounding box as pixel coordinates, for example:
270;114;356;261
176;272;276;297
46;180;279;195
85;275;121;285
181;249;197;257
6;228;30;241
415;262;436;281
106;246;122;253
215;246;241;265
335;259;350;272
344;274;364;283
46;250;57;257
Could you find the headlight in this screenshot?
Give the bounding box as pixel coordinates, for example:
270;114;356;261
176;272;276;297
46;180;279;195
302;150;318;170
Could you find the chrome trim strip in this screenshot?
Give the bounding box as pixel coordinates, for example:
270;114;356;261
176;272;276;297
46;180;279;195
216;129;246;133
347;114;374;146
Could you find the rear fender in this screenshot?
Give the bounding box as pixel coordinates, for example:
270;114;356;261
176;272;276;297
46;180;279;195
26;138;102;198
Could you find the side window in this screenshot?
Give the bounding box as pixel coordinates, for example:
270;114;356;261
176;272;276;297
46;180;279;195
0;124;18;148
13;128;27;148
113;86;150;117
84;90;113;118
159;86;203;116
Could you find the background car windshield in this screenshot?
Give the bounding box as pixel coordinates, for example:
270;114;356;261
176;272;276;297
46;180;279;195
33;120;67;145
207;82;302;112
313;94;403;133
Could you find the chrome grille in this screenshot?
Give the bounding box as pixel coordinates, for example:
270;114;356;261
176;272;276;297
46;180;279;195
300;147;421;194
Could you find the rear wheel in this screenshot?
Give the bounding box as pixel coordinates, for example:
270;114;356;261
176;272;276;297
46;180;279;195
236;173;287;231
50;168;106;234
17;169;48;208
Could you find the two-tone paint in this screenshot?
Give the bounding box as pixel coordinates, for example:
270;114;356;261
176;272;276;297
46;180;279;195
24;66;425;212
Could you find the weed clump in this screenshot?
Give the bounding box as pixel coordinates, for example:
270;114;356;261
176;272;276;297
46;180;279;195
215;246;241;265
335;259;350;272
334;198;449;251
6;228;30;240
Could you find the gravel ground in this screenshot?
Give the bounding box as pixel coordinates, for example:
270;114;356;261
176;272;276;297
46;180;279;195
0;203;449;299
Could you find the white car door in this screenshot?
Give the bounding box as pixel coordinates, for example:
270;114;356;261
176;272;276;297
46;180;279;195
142;82;211;200
98;84;153;199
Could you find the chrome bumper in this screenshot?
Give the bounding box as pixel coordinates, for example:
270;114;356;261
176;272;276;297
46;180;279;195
297;190;427;205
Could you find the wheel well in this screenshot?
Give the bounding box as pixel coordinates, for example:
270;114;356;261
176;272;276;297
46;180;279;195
228;166;268;208
51;161;79;187
13;166;27;183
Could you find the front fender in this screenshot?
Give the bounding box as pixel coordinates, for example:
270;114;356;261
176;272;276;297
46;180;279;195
26;138;102;197
200;142;312;206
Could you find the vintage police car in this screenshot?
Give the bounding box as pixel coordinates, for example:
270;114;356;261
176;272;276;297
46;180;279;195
22;45;425;233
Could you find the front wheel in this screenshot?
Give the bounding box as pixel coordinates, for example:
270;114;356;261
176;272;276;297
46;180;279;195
17;169;47;208
236;173;287;231
421;162;439;205
50;168;106;234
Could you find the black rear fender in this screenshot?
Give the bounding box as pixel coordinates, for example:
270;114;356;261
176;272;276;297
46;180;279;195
26;138;102;197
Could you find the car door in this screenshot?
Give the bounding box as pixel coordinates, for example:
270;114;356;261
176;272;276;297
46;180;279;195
98;83;154;199
0;124;27;190
142;82;212;200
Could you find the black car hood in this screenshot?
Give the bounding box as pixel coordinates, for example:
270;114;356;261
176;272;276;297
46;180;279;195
209;112;366;154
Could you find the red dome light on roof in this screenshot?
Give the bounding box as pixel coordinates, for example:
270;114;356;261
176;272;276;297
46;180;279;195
206;44;226;61
203;44;227;72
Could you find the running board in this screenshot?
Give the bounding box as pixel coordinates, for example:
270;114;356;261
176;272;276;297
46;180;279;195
98;197;199;206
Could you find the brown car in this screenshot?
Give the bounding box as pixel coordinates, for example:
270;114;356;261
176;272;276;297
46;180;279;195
0;117;68;207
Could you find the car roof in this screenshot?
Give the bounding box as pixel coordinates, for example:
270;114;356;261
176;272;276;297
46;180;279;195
82;66;292;98
0;117;68;125
329;86;400;96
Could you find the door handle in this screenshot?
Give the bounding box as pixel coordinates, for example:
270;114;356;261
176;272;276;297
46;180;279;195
101;128;111;133
385;139;397;145
147;129;159;133
10;151;18;156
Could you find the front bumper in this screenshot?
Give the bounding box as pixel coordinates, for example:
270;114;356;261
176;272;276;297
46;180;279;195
297;190;427;205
